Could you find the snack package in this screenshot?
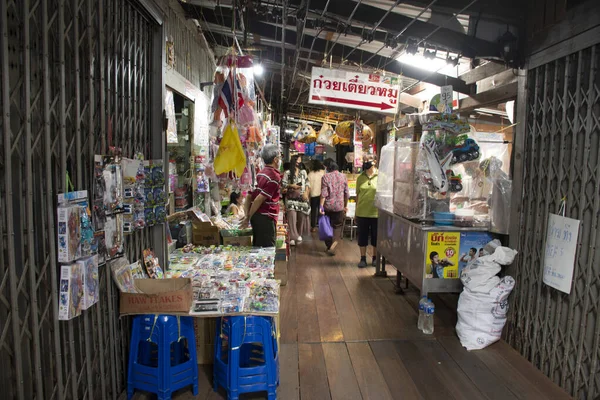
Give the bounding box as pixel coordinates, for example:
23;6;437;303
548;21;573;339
57;204;81;263
58;262;84;320
79;255;99;310
143;248;164;279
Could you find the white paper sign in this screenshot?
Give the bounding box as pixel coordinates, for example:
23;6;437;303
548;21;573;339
309;67;399;114
543;213;580;294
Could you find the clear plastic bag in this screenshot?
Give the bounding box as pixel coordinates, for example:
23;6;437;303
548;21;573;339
374;141;395;213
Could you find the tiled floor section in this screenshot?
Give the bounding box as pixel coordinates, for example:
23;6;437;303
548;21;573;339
134;234;572;400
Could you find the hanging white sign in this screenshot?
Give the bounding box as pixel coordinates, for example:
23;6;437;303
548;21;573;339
309;67;400;114
543;213;580;294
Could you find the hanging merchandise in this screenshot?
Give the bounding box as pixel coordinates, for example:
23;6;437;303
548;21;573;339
58;262;83;320
143;248;164;279
293;122;314;143
305;142;316;156
336;120;354;141
80;255;99;310
317;122;336;146
214;122;247;177
362;124;374;147
122;158;146;234
57;190;95;263
165;89;178;143
143;160;167;226
294;141;306;153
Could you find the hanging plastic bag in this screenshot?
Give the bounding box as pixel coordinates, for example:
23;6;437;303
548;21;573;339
317;123;336;146
336;120;354;140
318;214;333;241
362;124;374;147
214;122;247;177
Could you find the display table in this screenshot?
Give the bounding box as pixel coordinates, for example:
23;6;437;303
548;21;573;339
375;209;494;296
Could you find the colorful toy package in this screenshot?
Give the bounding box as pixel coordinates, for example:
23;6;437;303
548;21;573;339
57;204;82;263
79;255;99;310
58;262;84;320
143;248;164;279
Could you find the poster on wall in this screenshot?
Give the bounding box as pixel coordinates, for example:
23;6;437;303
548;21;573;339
309;67;399;114
543;213;580;294
458;232;494;277
426;232;460;279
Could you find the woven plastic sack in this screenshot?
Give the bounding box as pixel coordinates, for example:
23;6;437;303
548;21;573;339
214;123;247;177
317;123;336;146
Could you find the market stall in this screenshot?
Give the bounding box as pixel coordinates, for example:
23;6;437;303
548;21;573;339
374;112;512;296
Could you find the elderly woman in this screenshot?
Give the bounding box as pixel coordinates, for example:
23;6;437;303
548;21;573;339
242;144;281;247
319;161;349;255
282;155;311;246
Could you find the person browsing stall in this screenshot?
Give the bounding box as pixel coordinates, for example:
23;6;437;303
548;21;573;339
226;191;245;219
356;160;378;268
241;144;281;247
307;160;326;232
320;161;349;255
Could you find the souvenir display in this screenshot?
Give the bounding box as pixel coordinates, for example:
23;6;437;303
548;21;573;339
122;157;146;233
142;248;164;279
79;255;99;310
164;246;280;315
58;262;83;320
104;214;124;259
57;190;95;263
143;160;166;226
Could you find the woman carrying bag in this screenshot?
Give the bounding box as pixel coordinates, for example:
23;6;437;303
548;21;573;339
282;155;311;246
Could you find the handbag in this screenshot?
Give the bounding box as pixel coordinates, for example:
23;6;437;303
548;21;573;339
318;213;333;241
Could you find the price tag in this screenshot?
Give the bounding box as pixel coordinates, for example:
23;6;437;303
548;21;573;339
440;85;453;114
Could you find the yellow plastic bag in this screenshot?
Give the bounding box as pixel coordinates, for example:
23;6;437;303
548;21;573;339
214;122;247;177
336;120;354;140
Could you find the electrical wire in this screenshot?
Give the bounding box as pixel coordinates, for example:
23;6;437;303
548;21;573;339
289;0;311;89
343;0;404;60
323;0;363;61
291;0;332;105
363;0;438;66
379;0;479;71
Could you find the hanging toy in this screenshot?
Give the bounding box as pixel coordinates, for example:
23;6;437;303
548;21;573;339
422;139;453;194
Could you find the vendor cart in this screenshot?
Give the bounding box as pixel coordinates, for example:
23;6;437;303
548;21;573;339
375;209;494;296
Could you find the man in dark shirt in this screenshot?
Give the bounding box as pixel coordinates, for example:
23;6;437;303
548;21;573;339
242;144;281;247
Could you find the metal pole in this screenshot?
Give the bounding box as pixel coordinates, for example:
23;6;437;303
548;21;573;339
572;45;596;397
41;0;65;397
1;0;25;398
280;0;287;121
22;0;45;396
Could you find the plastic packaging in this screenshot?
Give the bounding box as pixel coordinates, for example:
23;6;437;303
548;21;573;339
374;141;395;213
423;301;435;334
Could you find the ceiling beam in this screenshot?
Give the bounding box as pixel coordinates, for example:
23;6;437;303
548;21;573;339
459;81;517;111
288;0;503;58
189;5;474;94
459;61;508;84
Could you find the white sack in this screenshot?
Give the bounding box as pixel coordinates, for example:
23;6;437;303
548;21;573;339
460;246;517;293
456;276;515;350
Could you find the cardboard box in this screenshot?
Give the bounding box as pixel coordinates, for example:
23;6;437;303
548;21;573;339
274;259;288;286
192;224;221;246
194;318;216;364
120;278;193;315
222;235;252;247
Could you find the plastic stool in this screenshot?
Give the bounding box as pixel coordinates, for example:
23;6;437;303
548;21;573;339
214;316;279;400
127;314;198;400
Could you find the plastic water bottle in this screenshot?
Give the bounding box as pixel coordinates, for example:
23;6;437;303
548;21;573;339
423;301;435;335
417;296;428;331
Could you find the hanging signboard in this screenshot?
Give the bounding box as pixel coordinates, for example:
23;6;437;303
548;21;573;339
309;67;399;114
543;213;580;294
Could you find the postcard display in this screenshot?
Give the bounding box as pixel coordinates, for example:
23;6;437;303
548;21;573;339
57;154;166;320
57;191;100;320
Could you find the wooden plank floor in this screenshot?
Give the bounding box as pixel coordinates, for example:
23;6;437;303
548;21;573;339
134;234;572;400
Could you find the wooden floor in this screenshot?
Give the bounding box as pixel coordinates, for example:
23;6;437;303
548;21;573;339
135;234;572;400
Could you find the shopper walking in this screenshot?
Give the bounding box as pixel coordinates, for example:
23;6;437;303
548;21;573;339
307;160;326;231
282;155;311;246
320;161;349;255
242;144;281;247
355;160;378;267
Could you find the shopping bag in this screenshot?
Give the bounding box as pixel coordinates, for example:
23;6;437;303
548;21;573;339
214;122;247;177
318;214;333;241
317;123;336;146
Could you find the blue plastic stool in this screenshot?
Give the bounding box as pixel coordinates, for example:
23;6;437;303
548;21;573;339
214;316;279;400
127;314;198;400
